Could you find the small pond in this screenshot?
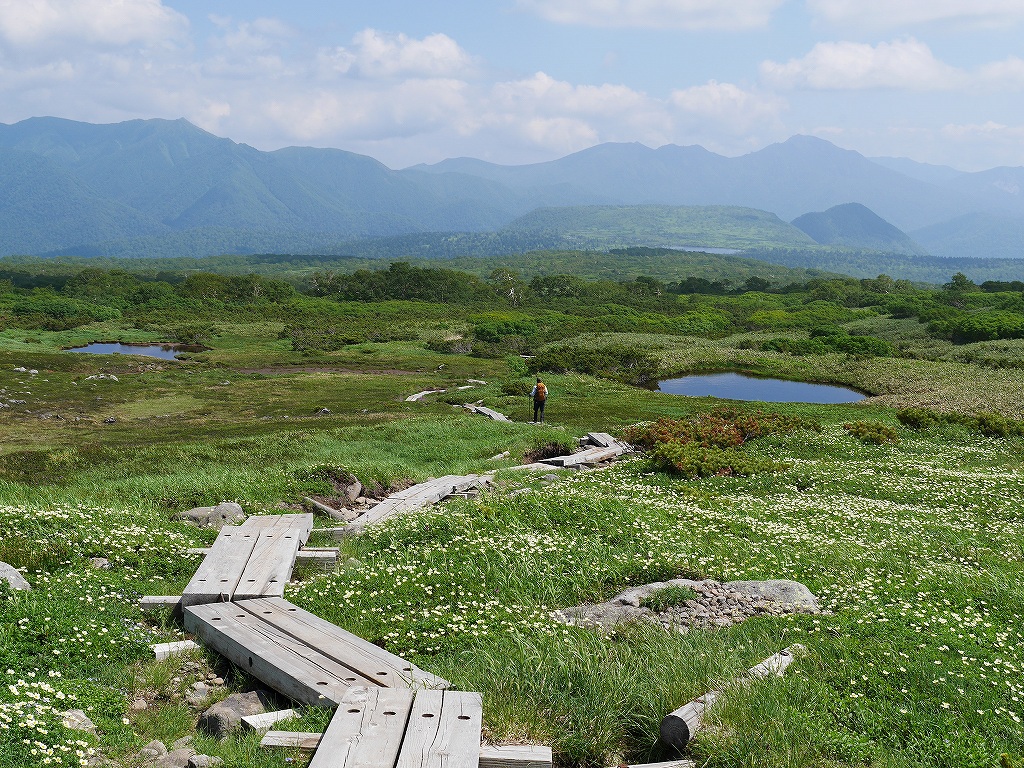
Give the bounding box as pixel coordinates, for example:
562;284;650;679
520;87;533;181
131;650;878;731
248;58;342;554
66;342;202;360
658;372;865;404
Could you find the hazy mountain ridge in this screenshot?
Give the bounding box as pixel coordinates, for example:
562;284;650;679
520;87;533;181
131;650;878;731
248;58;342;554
1;116;1023;259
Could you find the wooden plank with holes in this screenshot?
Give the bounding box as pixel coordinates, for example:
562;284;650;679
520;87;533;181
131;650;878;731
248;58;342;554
234;514;312;600
308;686;415;768
184;601;371;706
234;598;449;690
180;525;260;607
396;690;482;768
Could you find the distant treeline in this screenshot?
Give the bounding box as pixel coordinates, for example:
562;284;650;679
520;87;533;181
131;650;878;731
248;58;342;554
1;261;1023;361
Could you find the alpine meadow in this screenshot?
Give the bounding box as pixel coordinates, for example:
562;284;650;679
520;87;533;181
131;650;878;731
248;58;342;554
4;5;1024;767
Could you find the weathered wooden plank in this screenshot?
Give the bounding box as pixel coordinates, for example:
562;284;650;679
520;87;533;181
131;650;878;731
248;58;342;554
187;548;338;565
479;745;552;768
340;476;477;537
261;731;325;749
234;598;449;690
473;406;510;422
660;644;804;748
151;640;198;660
140;595;182;612
540;447;619;468
234;514;312;600
260;732;549;768
397;690;482;768
242;709;297;732
309;686;415;768
181;525;260;607
184;601;366;706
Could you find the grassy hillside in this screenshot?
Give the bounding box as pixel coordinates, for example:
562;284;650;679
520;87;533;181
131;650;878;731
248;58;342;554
503;205;817;250
791;203;927;256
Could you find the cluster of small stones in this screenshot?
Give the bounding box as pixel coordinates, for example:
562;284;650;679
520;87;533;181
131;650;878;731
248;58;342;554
554;578;821;633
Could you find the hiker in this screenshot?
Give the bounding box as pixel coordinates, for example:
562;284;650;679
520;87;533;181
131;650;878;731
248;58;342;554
531;377;547;423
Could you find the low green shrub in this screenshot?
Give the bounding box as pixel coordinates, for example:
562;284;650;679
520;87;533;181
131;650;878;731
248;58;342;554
896;407;1024;437
843;421;900;445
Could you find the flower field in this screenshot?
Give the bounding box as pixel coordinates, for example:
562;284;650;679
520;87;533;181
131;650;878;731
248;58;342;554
0;391;1022;766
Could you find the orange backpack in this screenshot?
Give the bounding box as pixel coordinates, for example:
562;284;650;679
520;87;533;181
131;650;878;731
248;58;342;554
535;382;547;401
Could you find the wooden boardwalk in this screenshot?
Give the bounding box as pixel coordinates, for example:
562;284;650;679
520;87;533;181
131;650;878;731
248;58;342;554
181;513;313;608
338;474;491;537
305;686;481;768
184;597;448;705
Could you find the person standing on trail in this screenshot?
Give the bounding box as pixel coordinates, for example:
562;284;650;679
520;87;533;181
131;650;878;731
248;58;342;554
531;377;547;423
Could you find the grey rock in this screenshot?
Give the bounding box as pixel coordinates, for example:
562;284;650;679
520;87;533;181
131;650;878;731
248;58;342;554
344;481;363;503
140;741;168;759
181;502;245;530
131;697;148;710
188;756;224;768
152;748;196;768
186;682;210;706
89;557;111;570
103;417;116;424
0;562;30;591
314;407;331;415
197;691;273;739
724;580;820;612
61;709;96;735
170;736;193;751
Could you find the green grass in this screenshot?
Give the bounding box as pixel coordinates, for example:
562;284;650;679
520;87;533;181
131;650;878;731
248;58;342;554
2;321;1024;768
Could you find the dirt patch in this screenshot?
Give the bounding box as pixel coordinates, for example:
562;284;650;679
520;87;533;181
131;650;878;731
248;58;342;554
523;442;572;463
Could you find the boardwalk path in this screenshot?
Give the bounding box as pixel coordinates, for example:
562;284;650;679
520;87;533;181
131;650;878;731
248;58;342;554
142;430;633;767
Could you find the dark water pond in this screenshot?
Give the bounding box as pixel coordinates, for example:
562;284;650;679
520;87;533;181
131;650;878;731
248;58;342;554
658;372;866;404
66;342;199;360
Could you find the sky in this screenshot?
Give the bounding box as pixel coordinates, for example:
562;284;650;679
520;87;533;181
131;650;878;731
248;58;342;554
1;1;1023;171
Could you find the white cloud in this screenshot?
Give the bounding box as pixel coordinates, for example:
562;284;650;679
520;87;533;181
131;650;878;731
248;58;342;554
346;29;474;79
517;0;784;30
761;38;967;90
978;57;1024;88
671;81;784;130
807;0;1024;28
0;0;187;50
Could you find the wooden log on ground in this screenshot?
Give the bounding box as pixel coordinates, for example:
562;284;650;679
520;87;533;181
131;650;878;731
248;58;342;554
660;644;805;749
140;595;182;614
242;709;296;732
406;389;445;402
261;731;325;749
339;475;484;537
151;640;198;660
302;497;351;521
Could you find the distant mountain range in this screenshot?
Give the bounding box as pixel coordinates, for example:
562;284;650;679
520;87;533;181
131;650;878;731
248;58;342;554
0;116;1022;260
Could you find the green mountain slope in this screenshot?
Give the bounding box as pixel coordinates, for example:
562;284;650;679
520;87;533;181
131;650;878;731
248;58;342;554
791;203;927;255
911;213;1024;259
501;205;817;250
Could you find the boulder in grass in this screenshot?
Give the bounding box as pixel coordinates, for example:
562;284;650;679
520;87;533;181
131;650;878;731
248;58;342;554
198;691;273;739
151;749;196;768
724;579;819;612
61;709;96;735
0;562;29;591
181;502;245;529
188;756;224;768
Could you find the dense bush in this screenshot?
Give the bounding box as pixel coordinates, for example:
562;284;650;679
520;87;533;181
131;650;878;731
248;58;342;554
896;407;1024;437
622;409;819;478
843;421;901;445
527;344;662;386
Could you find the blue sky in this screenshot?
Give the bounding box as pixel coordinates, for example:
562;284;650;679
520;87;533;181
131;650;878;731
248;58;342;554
1;1;1023;170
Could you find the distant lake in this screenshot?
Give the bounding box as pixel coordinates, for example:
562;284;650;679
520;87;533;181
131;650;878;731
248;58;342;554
66;342;201;360
658;372;866;404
